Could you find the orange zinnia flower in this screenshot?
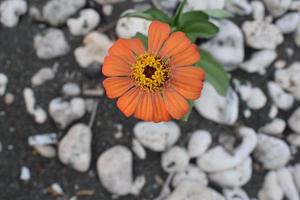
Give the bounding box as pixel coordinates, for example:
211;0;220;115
102;21;205;122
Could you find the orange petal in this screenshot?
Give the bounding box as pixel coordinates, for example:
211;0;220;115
103;77;134;99
124;38;146;55
171;67;205;100
108;39;136;64
171;44;200;67
163;87;189;119
135;92;154;121
117;87;142;117
159;32;191;58
102;55;131;77
152;92;171;122
148;21;171;54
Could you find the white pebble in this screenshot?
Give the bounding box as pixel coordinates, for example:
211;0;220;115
188;130;212;158
20;166;31;182
28;133;57;146
132;138;146;160
0;0;27;27
161;146;189;173
0;73;8;96
268;81;294;110
34;145;56;158
288;108;300;134
258;171;284;200
276;12;300;34
259;118;286;136
31;67;55;87
277;167;300;200
239;84;267;109
62;83;81;97
172;164;208;187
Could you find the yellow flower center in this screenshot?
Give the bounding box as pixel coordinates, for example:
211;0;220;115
132;53;170;92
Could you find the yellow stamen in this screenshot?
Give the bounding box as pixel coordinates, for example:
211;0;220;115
132;53;170;92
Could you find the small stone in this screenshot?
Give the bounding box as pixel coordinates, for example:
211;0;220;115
161;146;189;173
34;145;56;158
240;50;277;74
31;67;55;87
287;133;300;147
50;183;64;195
20;166;31;182
276;12;300;34
243;109;251;118
277;167;300;200
194;83;239;125
209;157;252;188
251;1;265;21
188;130;212;158
130;175;146;196
132;138;146;160
226;0;252;16
152;0;179;15
116;9;151;38
34;107;47;124
269;104;279;119
172;164;208;187
262;0;291;17
185;0;226;11
34;28;70;60
0;0;27;27
102;5;113;15
74;31;113;68
291;164;300;192
94;0;125;4
288;108;300;134
253;134;291;169
67;9;100;36
58;124;92;172
4;93;14;105
49;97;86;129
242;21;283;49
239;85;267;110
43;0;86;26
0;73;8;96
259;118;286;136
28;133;58;146
62;83;81;97
133;121;180;152
268;81;294;111
274;60;287;69
97;145;133;195
223;188;250;200
258;171;284;200
275;62;300;100
202;20;244;71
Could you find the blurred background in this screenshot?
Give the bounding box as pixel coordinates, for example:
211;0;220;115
1;0;300;200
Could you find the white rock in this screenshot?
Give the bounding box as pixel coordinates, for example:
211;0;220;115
275;62;300;100
242;21;283;49
197;127;257;172
226;0;252;16
268;81;294;111
132;138;146;160
240;50;277;74
34;28;70;60
172;164;208;187
259;118;286;136
262;0;292;17
50;183;64;195
165;181;214;200
0;0;27;27
116;9;151;38
28;133;58;146
287;133;300;147
130;175;146;196
34;145;56;158
269;104;279;119
58;124;92;172
20;166;31;182
243;109;251;118
251;1;265;21
290;1;300;11
258;171;284;200
97;145;133;195
31;67;55;87
43;0;86;26
62;83;81;97
194;83;239;125
291;164;300;192
185;0;226;11
295;23;300;46
223;188;250;200
67;9;100;36
209;157;252;188
152;0;179;15
94;0;125;4
202;20;244;71
274;60;287;69
277;167;300;200
74;31;113;68
276;12;300;34
0;73;8;96
133;121;180;152
188;130;212;158
34;107;47;124
161;146;189;173
102;5;113;15
254;134;291;169
49;97;86;129
288;108;300;134
4;93;14;105
239;84;267;109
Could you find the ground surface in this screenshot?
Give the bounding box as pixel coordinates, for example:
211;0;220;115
0;0;300;200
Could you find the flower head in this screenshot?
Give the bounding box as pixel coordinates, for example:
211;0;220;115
102;21;205;122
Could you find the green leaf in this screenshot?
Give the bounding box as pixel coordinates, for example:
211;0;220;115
181;21;219;39
173;0;187;26
204;9;234;18
133;32;148;49
181;100;193;121
196;49;230;96
178;11;209;27
122;8;172;24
